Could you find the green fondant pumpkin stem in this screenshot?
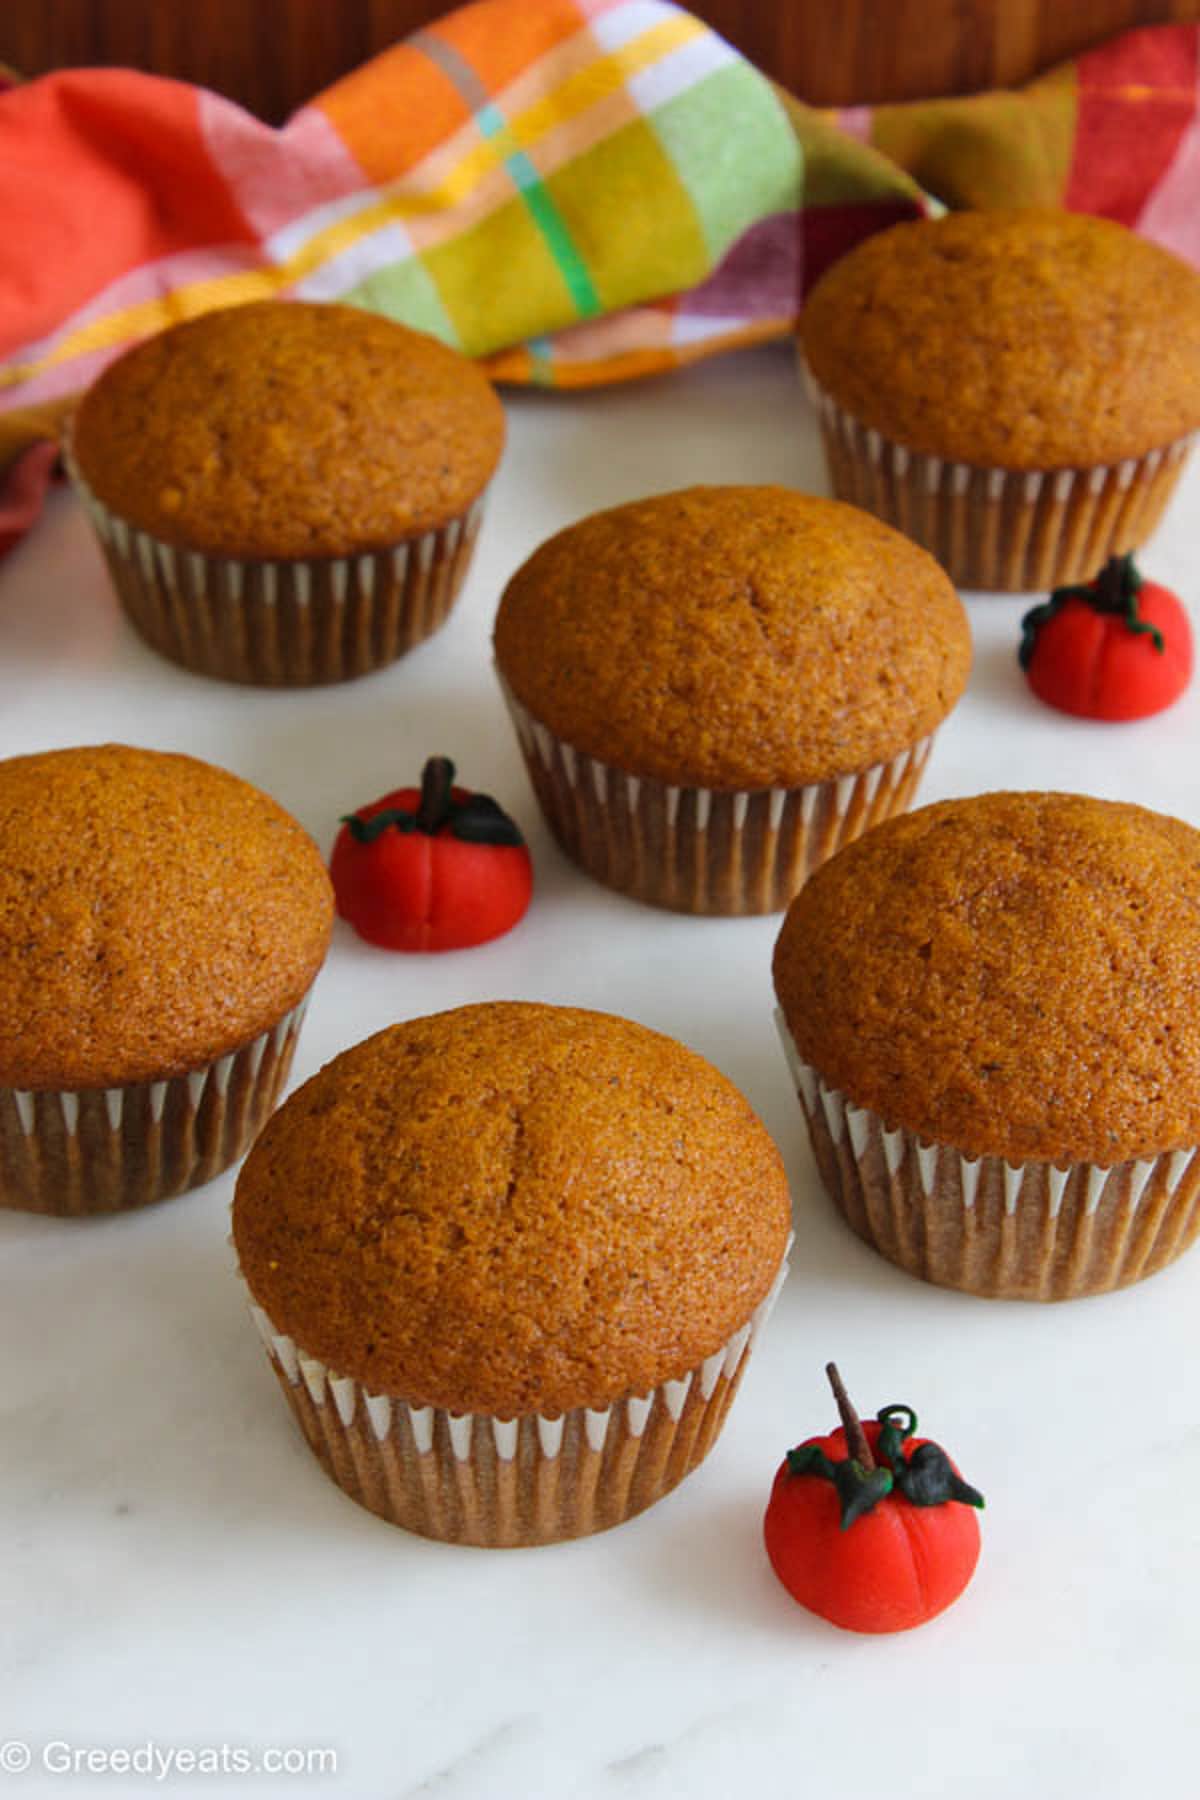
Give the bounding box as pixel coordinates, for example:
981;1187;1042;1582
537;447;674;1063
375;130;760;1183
784;1372;984;1531
876;1405;985;1511
340;759;525;848
449;793;526;847
341;806;416;844
826;1361;875;1470
876;1403;918;1467
1020;552;1164;669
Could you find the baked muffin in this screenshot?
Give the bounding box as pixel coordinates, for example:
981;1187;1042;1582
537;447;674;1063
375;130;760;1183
67;301;505;685
799;209;1200;591
0;745;333;1215
772;791;1200;1300
493;486;971;914
233;1002;792;1545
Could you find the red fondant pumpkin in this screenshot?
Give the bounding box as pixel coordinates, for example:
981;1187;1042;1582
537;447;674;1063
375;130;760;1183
330;757;532;953
764;1399;983;1635
1020;553;1192;722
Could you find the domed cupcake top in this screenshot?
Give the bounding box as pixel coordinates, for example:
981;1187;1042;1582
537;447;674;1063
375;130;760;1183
799;209;1200;469
773;791;1200;1164
0;744;333;1089
71;301;505;558
494;486;970;789
233;1001;792;1416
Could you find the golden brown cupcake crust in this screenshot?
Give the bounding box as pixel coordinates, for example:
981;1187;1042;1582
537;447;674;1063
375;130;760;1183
773;791;1200;1165
72;301;505;559
233;1002;791;1416
799;209;1200;469
0;745;333;1089
493;486;971;788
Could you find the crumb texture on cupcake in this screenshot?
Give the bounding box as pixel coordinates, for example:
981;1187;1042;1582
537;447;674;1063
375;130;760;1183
800;209;1200;469
234;1001;792;1417
71;302;505;558
494;486;970;790
773;791;1200;1165
0;744;333;1089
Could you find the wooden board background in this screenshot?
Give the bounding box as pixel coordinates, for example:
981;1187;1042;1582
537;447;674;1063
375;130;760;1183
2;0;1199;120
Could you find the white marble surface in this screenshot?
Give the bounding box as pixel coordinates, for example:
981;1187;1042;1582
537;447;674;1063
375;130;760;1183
1;346;1198;1800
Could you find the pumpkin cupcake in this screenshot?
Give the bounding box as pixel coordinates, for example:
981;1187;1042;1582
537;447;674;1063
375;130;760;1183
0;745;333;1215
233;1002;792;1545
773;792;1200;1300
799;209;1200;590
493;486;971;914
66;301;505;685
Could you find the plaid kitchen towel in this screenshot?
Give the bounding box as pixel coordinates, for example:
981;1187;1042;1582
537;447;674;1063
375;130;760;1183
0;0;1197;510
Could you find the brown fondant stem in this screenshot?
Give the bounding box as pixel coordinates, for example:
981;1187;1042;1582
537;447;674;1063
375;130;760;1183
826;1361;875;1470
416;756;455;834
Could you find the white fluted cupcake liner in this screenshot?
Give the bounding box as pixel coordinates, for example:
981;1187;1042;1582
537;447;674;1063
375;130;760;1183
0;997;311;1217
801;363;1194;592
240;1248;789;1546
64;433;486;686
498;676;932;915
775;1010;1200;1300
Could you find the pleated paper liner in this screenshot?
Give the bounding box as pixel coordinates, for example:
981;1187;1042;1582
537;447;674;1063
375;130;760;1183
64;434;486;687
0;997;310;1217
498;677;932;915
801;364;1194;593
775;1010;1200;1301
242;1252;789;1547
